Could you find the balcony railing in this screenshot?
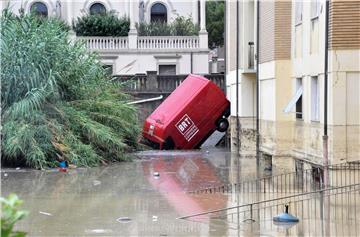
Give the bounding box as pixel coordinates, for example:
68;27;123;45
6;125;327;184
137;36;199;50
78;36;129;50
78;36;201;51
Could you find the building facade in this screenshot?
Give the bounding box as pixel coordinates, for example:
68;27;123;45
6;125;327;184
1;0;209;75
226;0;360;170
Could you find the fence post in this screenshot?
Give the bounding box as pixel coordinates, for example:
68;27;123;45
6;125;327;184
146;71;158;91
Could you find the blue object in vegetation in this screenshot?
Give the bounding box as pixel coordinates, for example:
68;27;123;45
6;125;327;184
59;161;68;168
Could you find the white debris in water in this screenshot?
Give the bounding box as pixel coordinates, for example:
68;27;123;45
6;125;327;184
153;172;160;177
93;180;101;186
152;215;158;222
39;211;52;216
85;229;113;234
91;229;106;233
116;217;132;223
16;167;20;170
4;173;8;177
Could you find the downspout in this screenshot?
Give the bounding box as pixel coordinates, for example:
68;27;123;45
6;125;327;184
235;0;241;230
236;0;241;157
323;0;329;186
256;0;260;166
190;52;193;73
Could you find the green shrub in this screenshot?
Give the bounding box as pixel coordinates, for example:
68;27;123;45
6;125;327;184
137;15;199;36
1;10;139;169
1;194;28;237
73;11;130;36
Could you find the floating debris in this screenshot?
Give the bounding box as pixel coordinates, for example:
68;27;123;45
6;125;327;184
152;215;158;222
153;172;160;177
39;211;53;216
273;204;299;223
116;217;132;223
4;173;8;177
15;167;20;170
93;180;101;186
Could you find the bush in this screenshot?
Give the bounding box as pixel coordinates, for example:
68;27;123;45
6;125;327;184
1;194;28;237
137;15;199;36
73;11;130;36
1;10;139;169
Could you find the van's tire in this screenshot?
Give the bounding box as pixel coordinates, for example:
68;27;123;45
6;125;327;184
216;118;229;132
163;137;175;150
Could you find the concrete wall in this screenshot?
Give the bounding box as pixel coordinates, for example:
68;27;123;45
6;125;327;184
101;51;208;75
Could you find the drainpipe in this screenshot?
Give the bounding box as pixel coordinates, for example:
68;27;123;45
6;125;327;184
323;0;329;187
190;52;193;74
256;0;260;167
235;1;241;227
236;0;241;158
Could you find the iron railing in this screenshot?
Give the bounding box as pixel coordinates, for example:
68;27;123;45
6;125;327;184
187;163;360;195
114;73;225;93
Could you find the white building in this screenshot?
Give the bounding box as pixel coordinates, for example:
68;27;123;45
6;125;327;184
1;0;209;75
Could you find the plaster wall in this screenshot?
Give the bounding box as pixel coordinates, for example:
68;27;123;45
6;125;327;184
102;51;208;75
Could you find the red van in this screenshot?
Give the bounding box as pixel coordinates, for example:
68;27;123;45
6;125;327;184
143;74;230;150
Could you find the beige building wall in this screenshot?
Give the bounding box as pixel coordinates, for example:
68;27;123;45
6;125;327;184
291;0;360;165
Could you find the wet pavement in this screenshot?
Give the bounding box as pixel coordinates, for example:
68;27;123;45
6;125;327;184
1;148;360;236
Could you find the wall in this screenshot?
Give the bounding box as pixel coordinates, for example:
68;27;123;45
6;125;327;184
103;51;208;75
2;0;198;26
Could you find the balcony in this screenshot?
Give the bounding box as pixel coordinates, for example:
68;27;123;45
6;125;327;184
77;35;202;52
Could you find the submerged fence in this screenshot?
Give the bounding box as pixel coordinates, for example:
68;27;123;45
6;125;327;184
180;162;360;235
188;163;360;195
180;183;360;236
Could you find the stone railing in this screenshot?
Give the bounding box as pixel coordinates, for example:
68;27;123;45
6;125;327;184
78;36;129;50
78;36;202;51
113;73;225;93
137;36;200;50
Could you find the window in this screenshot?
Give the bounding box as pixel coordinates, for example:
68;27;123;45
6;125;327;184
90;3;106;15
151;3;167;23
295;1;303;25
311;76;320;121
296;78;303;119
159;65;176;75
103;65;113;75
311;0;320;19
283;78;303;119
30;2;48;17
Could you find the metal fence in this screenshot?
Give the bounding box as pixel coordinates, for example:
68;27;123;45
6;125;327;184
187;163;360;195
179;183;360;236
113;73;225;93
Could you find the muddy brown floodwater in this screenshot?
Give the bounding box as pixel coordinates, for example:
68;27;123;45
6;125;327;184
1;148;360;236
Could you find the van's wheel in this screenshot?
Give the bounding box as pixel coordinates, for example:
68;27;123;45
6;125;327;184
216;118;229;132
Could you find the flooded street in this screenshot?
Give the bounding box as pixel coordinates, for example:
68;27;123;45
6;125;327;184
2;148;360;236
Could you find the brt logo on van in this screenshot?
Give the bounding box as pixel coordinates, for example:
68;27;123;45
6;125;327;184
176;114;199;141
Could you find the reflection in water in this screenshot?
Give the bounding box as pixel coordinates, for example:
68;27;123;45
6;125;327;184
1;148;359;236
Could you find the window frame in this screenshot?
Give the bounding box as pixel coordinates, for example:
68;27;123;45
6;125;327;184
311;76;320;122
150;2;168;23
89;2;107;15
295;1;303;26
30;1;48;17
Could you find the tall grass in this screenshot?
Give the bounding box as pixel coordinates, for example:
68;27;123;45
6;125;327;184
1;10;140;169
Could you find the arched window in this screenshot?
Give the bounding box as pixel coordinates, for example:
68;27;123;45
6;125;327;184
30;2;48;17
90;3;106;15
151;3;167;23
